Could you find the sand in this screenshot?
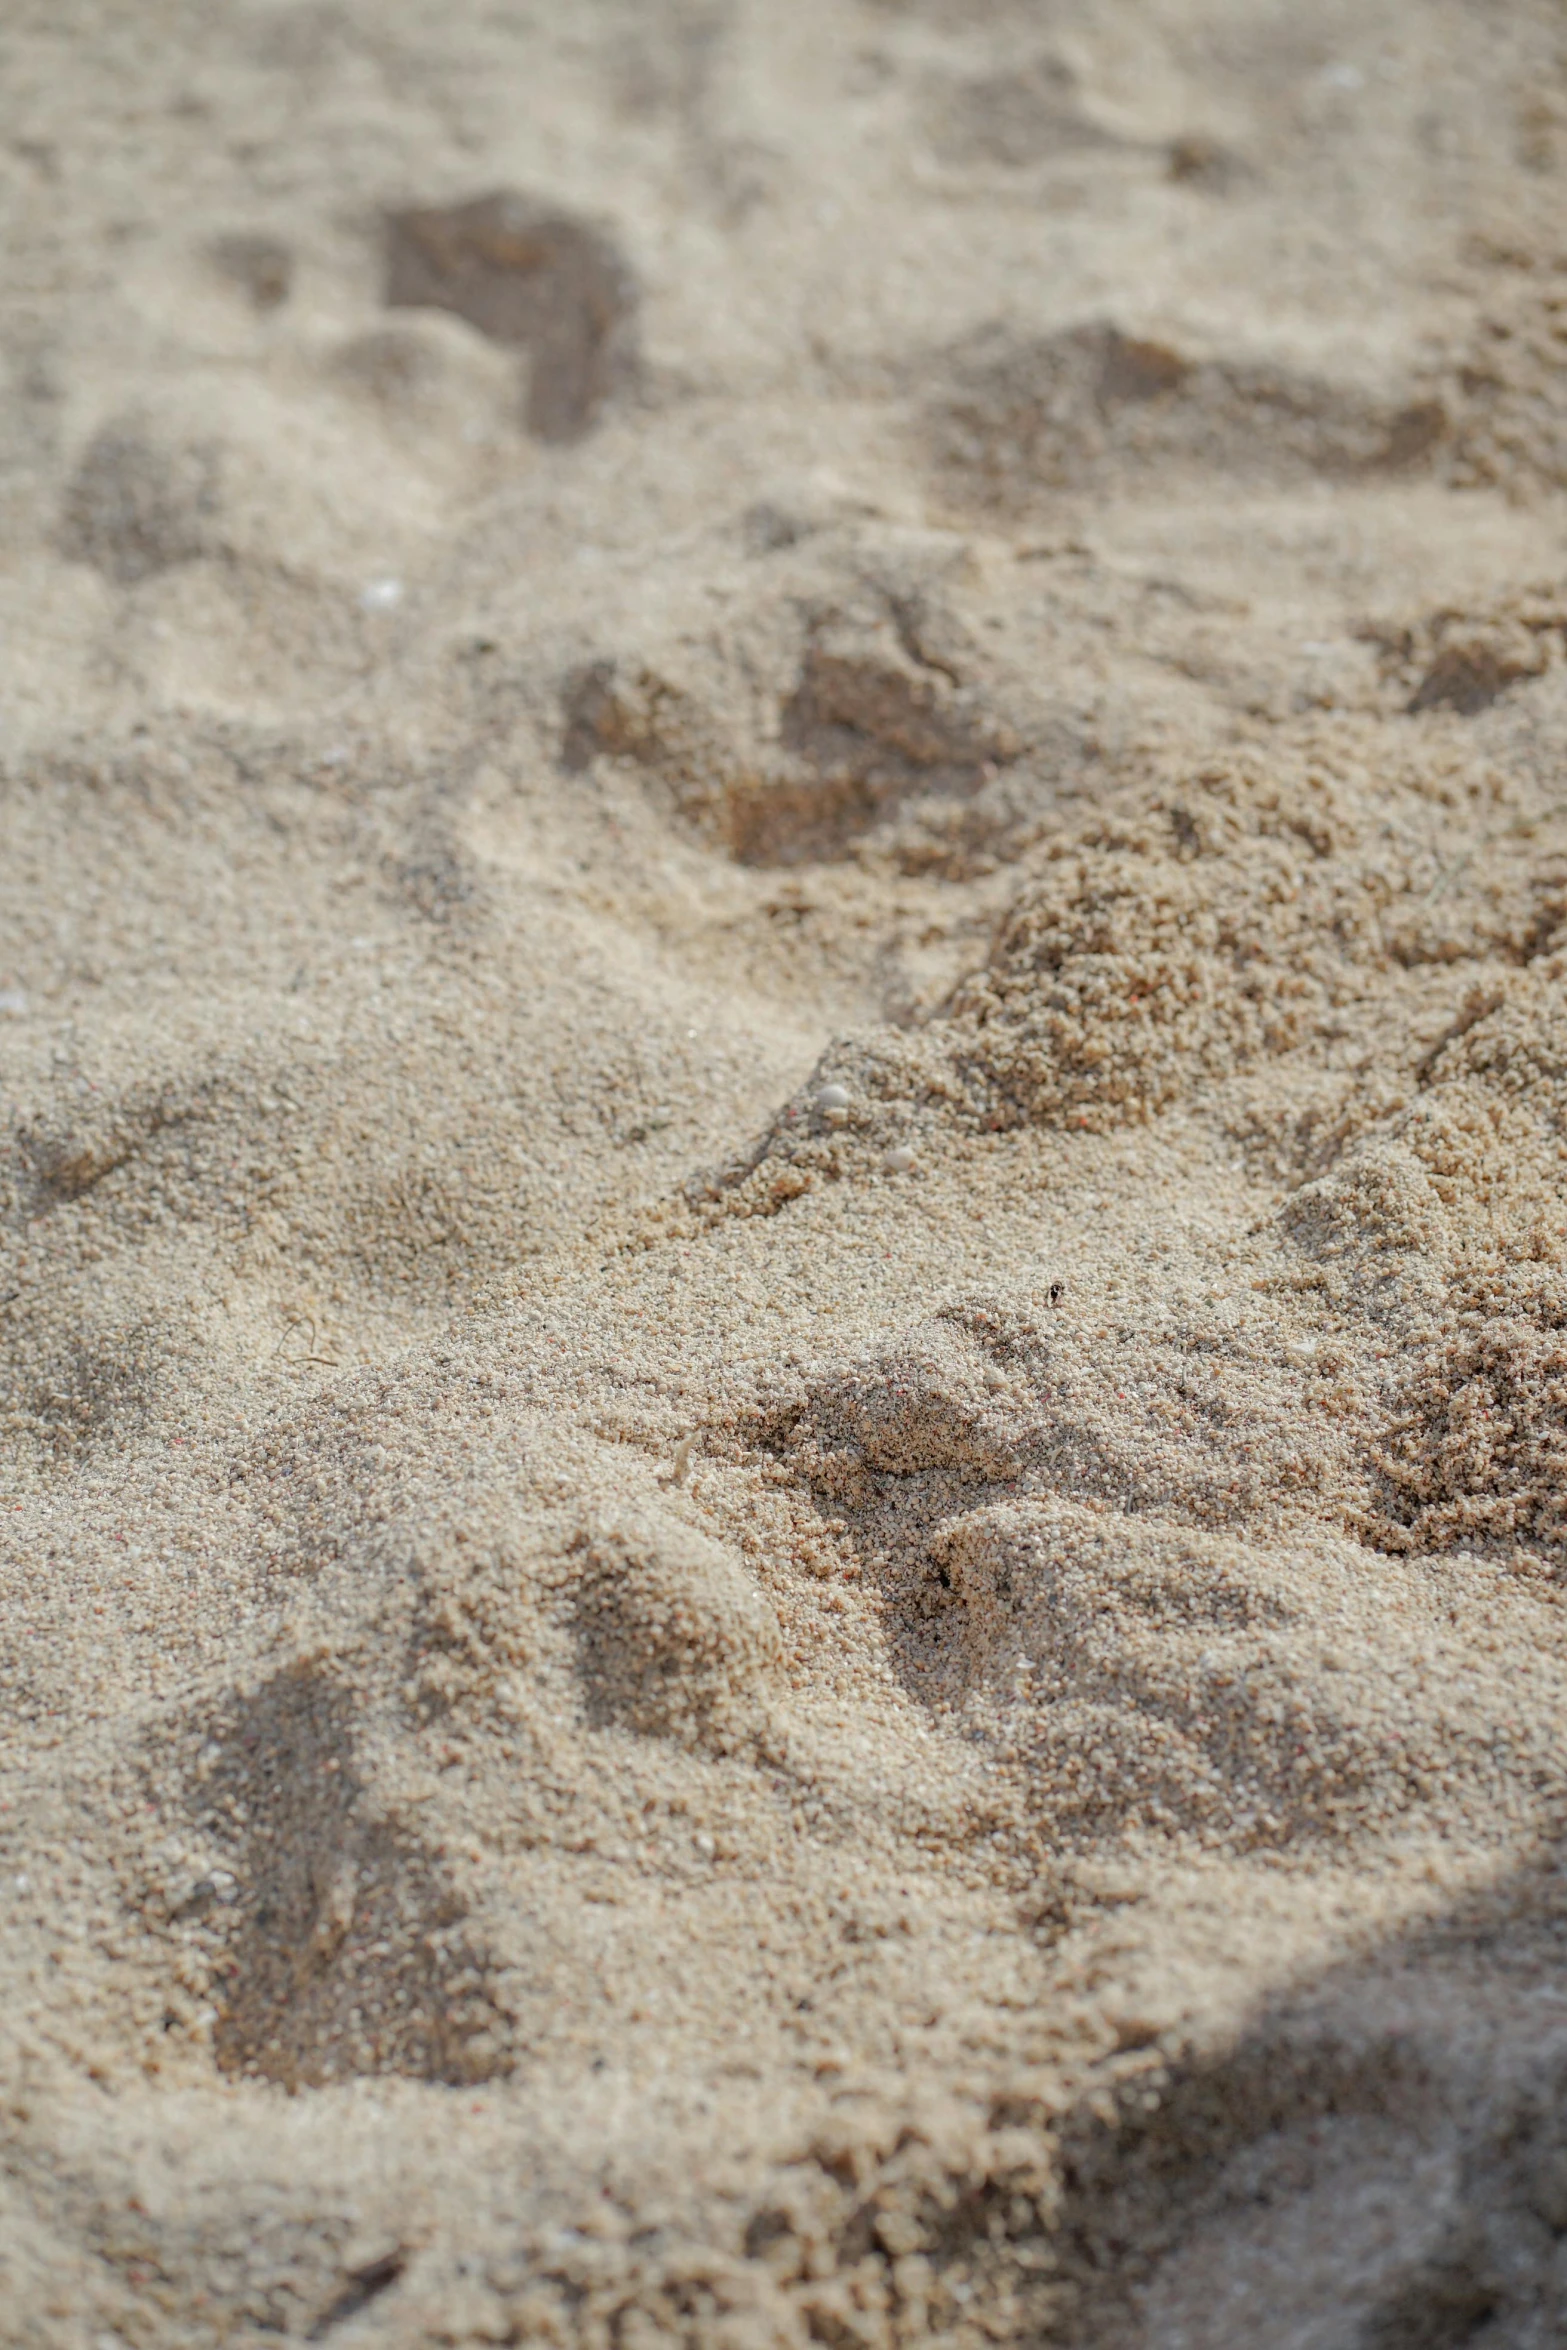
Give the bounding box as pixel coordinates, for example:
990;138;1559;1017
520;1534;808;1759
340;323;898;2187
6;1;1567;2342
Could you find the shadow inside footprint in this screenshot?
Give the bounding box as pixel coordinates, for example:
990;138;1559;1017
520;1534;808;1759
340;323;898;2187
384;191;636;442
187;1663;512;2089
58;420;219;583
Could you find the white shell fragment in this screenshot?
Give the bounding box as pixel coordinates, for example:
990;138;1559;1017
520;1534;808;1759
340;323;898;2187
882;1145;915;1174
815;1082;850;1111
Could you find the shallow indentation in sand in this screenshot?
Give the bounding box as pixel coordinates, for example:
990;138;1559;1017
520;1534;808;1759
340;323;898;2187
384;191;637;441
57;419;220;585
10;3;1567;2341
175;1665;513;2090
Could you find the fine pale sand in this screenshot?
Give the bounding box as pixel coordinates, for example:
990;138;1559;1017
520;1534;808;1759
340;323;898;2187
7;4;1567;2344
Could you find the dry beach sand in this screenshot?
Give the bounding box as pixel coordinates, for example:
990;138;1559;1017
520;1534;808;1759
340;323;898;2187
7;1;1567;2342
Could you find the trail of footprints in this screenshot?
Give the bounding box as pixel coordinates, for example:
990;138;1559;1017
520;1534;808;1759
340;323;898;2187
10;12;1567;2335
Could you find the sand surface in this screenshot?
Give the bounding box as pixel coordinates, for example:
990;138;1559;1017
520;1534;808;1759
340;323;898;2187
6;2;1567;2342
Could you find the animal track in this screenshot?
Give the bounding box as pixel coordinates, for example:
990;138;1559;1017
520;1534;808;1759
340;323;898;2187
561;590;1025;865
187;1666;512;2090
931;321;1449;502
384;191;636;441
58;419;220;583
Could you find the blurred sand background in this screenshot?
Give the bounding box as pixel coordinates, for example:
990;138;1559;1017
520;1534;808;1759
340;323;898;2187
6;1;1567;2342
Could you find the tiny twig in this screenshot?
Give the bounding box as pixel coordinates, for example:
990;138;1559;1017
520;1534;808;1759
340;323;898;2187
272;1314;339;1369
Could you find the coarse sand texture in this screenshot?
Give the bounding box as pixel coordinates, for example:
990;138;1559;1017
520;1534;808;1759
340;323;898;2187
8;2;1567;2344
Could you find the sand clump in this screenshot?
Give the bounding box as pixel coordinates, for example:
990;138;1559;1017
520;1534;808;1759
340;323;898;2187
12;3;1567;2345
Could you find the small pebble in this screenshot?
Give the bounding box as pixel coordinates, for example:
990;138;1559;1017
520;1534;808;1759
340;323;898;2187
360;576;404;612
883;1145;915;1174
815;1082;850;1111
0;988;28;1017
